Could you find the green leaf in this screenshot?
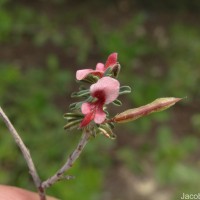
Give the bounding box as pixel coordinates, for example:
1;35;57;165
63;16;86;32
64;119;82;130
103;63;121;78
103;67;113;77
98;124;116;139
63;112;84;118
63;112;84;122
69;102;83;110
112;99;122;106
71;89;90;98
119;86;132;95
78;74;99;84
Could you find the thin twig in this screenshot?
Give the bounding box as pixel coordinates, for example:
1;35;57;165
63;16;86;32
42;130;90;189
0;107;46;200
57;175;75;181
0;106;91;196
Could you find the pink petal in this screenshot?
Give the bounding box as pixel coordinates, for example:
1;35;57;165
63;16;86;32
94;107;106;124
80;112;95;127
104;52;118;69
76;69;104;80
95;63;105;71
90;77;120;104
76;69;94;80
90;71;104;77
81;102;93;114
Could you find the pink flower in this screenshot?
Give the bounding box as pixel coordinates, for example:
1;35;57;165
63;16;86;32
80;77;120;127
76;53;118;80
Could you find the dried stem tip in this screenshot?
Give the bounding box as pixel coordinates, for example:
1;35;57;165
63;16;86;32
112;97;182;123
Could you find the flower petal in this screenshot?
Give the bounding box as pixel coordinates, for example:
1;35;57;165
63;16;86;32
76;69;104;80
95;63;105;71
90;71;104;77
81;103;93;114
80;112;95;127
94;107;106;124
104;52;118;69
76;69;94;80
90;77;120;104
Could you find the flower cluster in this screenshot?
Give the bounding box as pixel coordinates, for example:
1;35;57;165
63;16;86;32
64;53;131;138
64;52;181;139
80;77;120;127
76;53;118;80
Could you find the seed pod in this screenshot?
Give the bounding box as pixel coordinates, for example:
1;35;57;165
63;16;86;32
113;97;182;123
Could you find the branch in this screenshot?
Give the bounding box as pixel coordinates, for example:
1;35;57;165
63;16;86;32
42;130;90;189
0;106;91;197
0;107;46;200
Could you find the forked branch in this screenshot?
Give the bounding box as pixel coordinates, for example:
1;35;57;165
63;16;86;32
0;107;46;200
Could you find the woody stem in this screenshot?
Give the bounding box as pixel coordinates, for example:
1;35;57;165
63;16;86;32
0;107;46;200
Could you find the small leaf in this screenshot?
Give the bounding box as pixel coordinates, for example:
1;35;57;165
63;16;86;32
64;112;84;123
98;124;116;139
79;85;86;90
104;67;113;77
112;97;182;123
69;102;83;111
103;63;121;78
71;89;90;98
64;119;82;130
119;86;132;95
87;96;96;103
107;122;115;129
112;99;122;106
79;74;99;84
63;112;84;118
69;102;78;109
69;97;95;111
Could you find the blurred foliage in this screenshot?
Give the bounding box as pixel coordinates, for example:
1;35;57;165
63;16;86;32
0;0;200;199
166;24;200;98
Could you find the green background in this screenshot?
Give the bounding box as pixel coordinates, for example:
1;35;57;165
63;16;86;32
0;0;200;199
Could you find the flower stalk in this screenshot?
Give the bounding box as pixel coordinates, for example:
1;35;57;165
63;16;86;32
41;129;91;189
